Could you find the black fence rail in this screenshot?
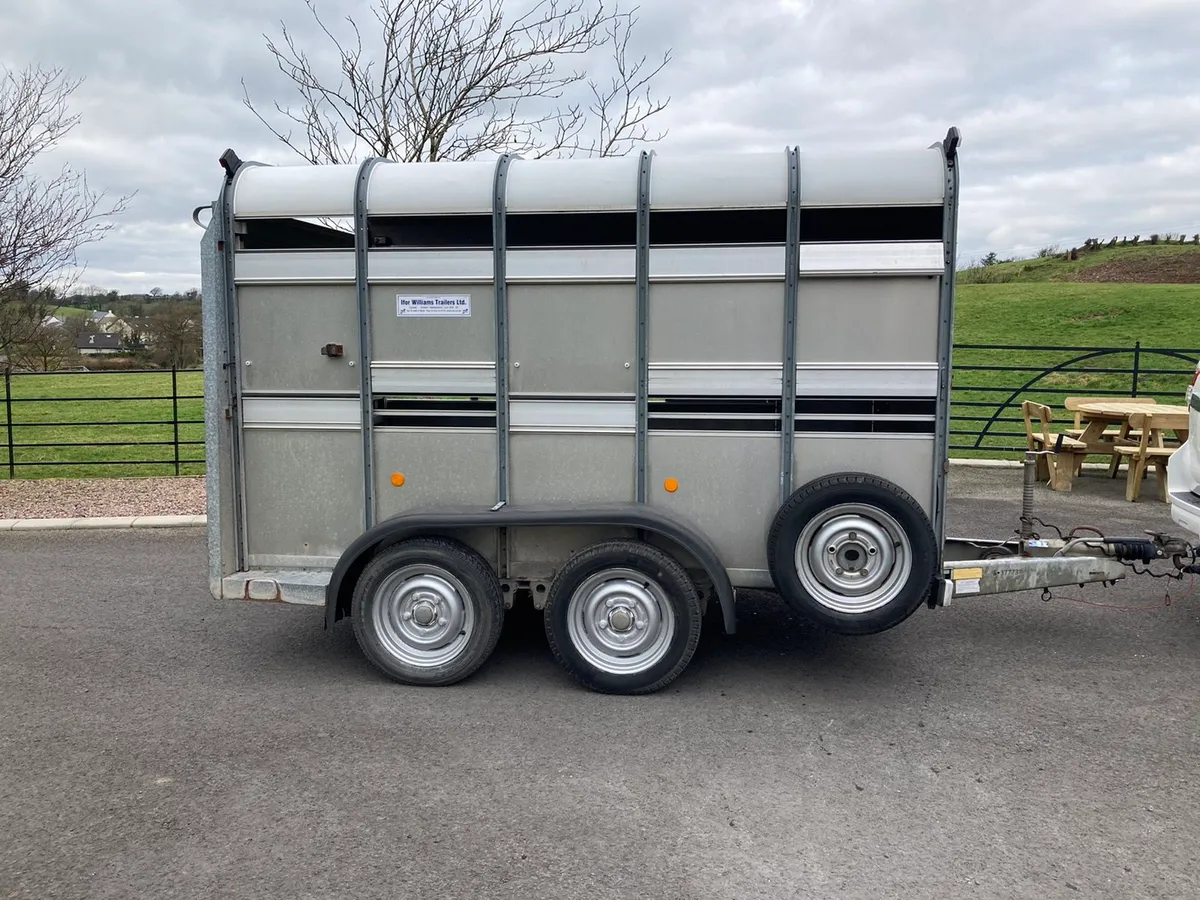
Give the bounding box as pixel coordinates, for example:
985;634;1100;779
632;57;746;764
3;348;1198;477
2;367;204;479
950;342;1200;455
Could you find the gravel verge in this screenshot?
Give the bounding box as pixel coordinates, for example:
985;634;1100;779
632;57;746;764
0;476;205;520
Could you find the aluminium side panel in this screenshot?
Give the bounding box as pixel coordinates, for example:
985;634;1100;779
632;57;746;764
791;435;935;519
242;426;364;562
645;272;785;574
507;283;637;396
647;433;781;574
237;284;360;393
368;280;496;367
649;282;784;366
791;272;940;520
374;430;498;517
234;259;364;563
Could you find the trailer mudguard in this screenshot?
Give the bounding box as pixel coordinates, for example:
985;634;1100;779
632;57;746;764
324;503;738;635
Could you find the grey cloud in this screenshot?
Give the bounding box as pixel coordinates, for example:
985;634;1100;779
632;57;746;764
1;0;1197;289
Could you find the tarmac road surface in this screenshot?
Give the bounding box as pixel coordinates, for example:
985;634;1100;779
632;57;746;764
1;468;1198;899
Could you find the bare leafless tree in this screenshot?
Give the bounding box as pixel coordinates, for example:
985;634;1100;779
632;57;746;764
0;64;132;364
9;320;76;372
243;0;670;163
145;299;203;369
0;283;54;370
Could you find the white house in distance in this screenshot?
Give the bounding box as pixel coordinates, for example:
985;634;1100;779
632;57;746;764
76;332;123;356
88;310;123;334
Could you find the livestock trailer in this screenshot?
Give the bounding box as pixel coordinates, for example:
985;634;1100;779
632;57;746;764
199;128;1165;695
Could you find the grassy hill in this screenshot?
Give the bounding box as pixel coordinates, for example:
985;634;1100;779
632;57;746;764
959;240;1200;285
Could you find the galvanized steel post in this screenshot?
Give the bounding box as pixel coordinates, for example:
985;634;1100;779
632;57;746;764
635;150;653;503
354;156;388;529
779;146;801;504
933;127;962;546
492;154;516;506
218;153;257;570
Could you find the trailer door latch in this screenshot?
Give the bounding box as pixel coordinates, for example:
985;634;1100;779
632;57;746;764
320;343;344;358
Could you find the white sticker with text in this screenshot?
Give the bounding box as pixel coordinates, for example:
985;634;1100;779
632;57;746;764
396;294;471;317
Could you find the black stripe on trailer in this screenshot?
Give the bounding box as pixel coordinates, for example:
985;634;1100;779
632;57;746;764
243;204;945;250
647;395;936;435
649;205;943;246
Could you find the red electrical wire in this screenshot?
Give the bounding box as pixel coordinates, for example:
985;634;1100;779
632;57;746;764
1051;573;1194;611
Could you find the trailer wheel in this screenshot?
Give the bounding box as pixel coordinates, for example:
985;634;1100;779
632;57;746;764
544;541;702;695
351;537;504;686
768;474;936;635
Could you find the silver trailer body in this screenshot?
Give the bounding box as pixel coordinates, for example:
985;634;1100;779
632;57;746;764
201;130;966;693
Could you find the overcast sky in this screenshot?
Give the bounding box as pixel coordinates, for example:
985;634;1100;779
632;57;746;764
2;0;1197;294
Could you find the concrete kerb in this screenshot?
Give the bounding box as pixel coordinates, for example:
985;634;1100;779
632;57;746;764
949;458;1120;471
0;515;206;532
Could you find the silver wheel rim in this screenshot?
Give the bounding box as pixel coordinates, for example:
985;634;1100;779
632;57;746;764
371;564;475;668
794;503;912;615
566;567;676;676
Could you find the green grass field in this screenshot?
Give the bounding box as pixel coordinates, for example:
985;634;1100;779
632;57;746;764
951;282;1200;457
5;248;1200;478
1;371;204;479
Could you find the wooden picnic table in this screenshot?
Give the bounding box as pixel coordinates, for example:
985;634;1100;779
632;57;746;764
1074;400;1190;446
1075;400;1190;500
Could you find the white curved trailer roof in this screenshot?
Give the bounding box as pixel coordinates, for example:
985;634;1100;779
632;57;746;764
231;147;946;219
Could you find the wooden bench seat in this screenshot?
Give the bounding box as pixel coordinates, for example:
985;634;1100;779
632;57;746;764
1022;401;1086;491
1112;411;1186;501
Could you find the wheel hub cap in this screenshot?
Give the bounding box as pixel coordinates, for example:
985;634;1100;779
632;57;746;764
793;504;913;615
566;568;676;675
372;566;474;668
608;606;634;632
411;599;437;626
811;515;894;597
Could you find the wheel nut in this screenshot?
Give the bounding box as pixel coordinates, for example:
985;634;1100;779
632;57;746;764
868;547;877;555
828;546;837;554
835;567;844;576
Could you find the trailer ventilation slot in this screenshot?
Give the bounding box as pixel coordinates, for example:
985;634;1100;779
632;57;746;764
238;217;355;250
795;397;937;416
368;215;493;248
373;396;497;429
648;396;782;433
648;205;944;246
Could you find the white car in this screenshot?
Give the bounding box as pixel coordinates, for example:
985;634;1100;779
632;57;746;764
1168;360;1200;538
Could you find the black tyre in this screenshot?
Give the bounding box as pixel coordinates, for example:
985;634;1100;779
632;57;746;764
767;473;936;636
544;540;702;695
351;537;504;686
